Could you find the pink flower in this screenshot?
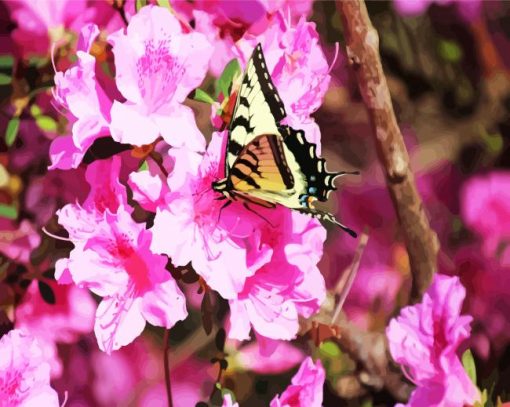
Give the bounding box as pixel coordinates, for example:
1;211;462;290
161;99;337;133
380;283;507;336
5;0;121;57
56;157;187;353
151;132;272;299
50;23;112;170
108;5;211;150
386;274;479;406
0;219;40;264
15;281;95;378
270;357;325;407
238;12;333;149
461;171;510;263
228;209;326;343
235;341;304;374
223;394;239;407
393;0;481;22
0;329;59;406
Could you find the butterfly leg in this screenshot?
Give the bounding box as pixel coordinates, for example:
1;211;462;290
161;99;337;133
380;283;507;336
242;202;275;228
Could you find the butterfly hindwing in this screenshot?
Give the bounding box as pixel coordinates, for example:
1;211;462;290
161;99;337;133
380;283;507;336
226;44;287;174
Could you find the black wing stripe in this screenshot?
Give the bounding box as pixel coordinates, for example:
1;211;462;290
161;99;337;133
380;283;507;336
228;139;243;156
266;134;294;189
231;167;260;189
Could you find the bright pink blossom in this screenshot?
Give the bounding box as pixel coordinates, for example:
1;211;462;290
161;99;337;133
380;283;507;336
50;23;111;170
56;157;187;353
151;132;272;299
386;274;479;406
15;281;95;378
108;5;211;150
235;341;304;374
270;357;325;407
228;209;326;343
461;171;510;263
0;329;59;406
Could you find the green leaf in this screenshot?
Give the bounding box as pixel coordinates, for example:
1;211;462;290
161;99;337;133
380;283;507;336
30;104;42;117
438;39;462;63
0;204;17;220
35;115;57;132
462;349;477;385
138;160;148;171
0;73;11;85
193;88;215;104
5;117;20;147
135;0;146;12
319;341;341;358
0;55;14;69
216;58;241;98
156;0;171;9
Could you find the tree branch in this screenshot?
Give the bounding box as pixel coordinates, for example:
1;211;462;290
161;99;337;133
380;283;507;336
337;0;439;302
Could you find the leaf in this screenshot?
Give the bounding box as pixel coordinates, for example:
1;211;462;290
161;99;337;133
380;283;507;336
5;117;20;147
38;281;56;305
0;73;11;85
30;104;42;117
135;0;146;12
438;39;462;63
0;204;17;220
319;341;341;358
215;328;226;352
193;88;215;104
216;58;241;98
156;0;171;9
201;292;213;335
138;160;148;172
462;349;477;385
0;55;14;69
82;137;131;164
35;115;57;132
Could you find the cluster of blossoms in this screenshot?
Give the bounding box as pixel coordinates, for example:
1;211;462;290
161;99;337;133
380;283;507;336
1;0;508;405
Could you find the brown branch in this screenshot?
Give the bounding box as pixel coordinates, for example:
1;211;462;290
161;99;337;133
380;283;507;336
337;0;439;302
163;329;174;407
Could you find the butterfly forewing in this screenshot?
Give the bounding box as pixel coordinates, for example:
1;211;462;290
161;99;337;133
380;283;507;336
226;44;287;175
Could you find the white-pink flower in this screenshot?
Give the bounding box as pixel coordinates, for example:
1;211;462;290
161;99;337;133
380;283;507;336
50;23;112;170
0;329;59;406
270;357;325;407
386;274;480;406
108;5;212;150
56;157;187;353
15;281;95;378
151;132;272;300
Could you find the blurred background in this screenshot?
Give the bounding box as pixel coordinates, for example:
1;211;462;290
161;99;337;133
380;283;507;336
0;0;510;406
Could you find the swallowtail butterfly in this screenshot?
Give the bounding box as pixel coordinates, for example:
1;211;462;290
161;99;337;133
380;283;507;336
212;44;357;237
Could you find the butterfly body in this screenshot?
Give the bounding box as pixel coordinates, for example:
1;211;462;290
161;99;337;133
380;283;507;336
212;44;357;237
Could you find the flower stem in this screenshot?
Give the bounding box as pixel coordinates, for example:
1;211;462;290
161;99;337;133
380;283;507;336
163;329;173;407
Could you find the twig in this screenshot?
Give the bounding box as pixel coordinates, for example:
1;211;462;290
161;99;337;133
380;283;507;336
149;151;169;178
113;0;129;26
337;0;439;302
163;329;173;407
331;232;369;325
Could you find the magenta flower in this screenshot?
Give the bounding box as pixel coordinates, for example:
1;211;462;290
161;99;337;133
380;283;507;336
108;5;211;150
270;357;325;407
461;171;510;263
56;157;187;353
386;274;479;406
15;281;95;378
0;219;40;264
235;341;304;374
151;132;272;300
0;329;59;406
228;209;326;342
50;23;112;170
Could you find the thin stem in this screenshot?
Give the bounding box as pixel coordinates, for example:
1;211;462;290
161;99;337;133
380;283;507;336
331;232;369;325
113;1;129;26
163;329;173;407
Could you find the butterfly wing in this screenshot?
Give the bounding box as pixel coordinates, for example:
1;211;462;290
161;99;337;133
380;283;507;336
225;43;287;176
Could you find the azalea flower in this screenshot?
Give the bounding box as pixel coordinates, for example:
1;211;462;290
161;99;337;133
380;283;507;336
56;157;187;353
234;341;304;374
15;281;96;378
461;171;510;264
0;329;59;406
151;132;272;300
386;274;480;406
108;5;211;150
228;208;326;344
50;23;111;170
270;357;325;407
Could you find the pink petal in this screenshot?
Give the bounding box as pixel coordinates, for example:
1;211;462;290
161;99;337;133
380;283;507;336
110;101;160;145
141;279;188;328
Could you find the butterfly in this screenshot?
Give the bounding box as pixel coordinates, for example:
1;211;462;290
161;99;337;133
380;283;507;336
212;43;357;237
